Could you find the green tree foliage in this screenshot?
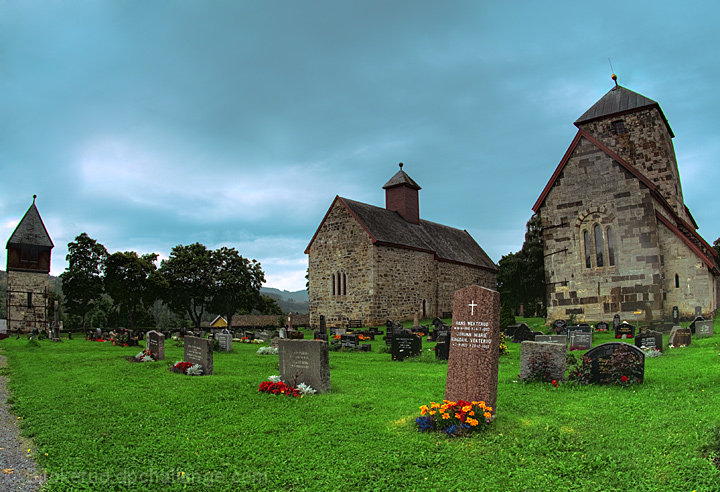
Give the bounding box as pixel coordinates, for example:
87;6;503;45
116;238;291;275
104;251;159;331
209;246;265;331
499;303;516;330
259;294;284;315
60;233;108;331
497;214;545;315
157;243;215;329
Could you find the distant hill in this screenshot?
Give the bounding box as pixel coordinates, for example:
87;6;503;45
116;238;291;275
261;287;308;314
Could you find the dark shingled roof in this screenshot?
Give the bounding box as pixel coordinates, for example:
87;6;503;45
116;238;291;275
382;170;421;190
575;85;674;137
341;197;497;271
6;202;54;249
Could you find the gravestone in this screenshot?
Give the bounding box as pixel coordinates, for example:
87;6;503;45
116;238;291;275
534;334;567;346
595;321;609;332
279;328;286;339
287;314;293;331
341;334;360;349
385;320;402;346
445;285;500;415
615;322;635;339
569;331;592;351
635;330;662;351
435;332;450;360
214;332;232;352
146;330;165;360
584;343;645;384
519;341;566;381
694;320;714;338
0;319;6;334
552;319;567;334
695;306;703;317
672;306;679;325
613;314;620;330
183;336;213;375
510;323;533;343
566;324;591;337
689;316;705;335
319;315;327;335
278;339;330;393
668;326;691;347
391;330;421;361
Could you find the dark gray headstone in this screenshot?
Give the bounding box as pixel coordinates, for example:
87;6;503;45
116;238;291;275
519;341;566;381
319;315;327;335
146;330;165;360
569;331;592;351
391;330;421;361
510;323;533;343
552;319;567;334
341;334;359;348
278;339;330;393
184;336;213;375
595;321;609;332
672;306;679;325
584;343;645;384
614;322;635;339
695;320;714;338
566;324;591;337
613;314;620;329
435;332;450;360
635;330;662;351
695;306;703;317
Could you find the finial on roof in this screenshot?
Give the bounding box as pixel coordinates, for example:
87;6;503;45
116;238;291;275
399;162;404;169
611;73;618;87
33;194;37;204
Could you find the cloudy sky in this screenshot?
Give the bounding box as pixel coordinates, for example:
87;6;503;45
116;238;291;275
2;1;719;291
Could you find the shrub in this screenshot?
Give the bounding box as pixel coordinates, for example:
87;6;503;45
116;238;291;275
499;303;515;330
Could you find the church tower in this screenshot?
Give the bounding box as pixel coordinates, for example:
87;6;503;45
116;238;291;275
6;196;54;333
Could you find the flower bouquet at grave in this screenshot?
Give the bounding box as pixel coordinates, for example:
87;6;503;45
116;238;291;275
129;349;157;363
640;346;662;358
498;333;509;356
257;375;316;398
169;361;203;376
415;400;493;436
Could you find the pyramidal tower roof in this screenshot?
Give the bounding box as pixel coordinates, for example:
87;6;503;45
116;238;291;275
382;163;421;190
6;196;54;249
574;82;674;137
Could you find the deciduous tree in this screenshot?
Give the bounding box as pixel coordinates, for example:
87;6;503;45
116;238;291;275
209;247;265;332
104;251;159;331
60;233;107;331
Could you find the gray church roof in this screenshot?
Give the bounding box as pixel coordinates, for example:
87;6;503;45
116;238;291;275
6;200;54;249
382;169;421;190
340;197;497;271
575;84;674;137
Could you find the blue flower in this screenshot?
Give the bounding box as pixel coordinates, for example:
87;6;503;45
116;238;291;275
415;416;435;432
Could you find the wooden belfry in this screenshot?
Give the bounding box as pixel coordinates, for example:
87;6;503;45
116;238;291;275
5;195;54;334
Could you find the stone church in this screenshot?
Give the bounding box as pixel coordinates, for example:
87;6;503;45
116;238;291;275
533;78;719;323
306;165;498;328
5;196;54;333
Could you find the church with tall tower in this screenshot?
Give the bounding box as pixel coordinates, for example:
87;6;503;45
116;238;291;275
5;196;54;333
533;77;719;323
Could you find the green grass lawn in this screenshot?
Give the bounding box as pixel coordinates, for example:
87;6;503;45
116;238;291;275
1;321;719;491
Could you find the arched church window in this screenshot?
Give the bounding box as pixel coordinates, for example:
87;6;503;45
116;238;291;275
594;225;604;267
607;227;615;266
331;274;336;296
675;274;680;288
583;230;591;268
342;273;347;295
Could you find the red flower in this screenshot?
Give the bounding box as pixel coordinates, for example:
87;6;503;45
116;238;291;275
551;379;558;387
621;375;629;383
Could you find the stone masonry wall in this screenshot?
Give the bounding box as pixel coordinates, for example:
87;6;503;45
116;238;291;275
578;106;689;223
308;201;375;328
541;136;663;323
436;262;496;317
6;271;49;332
657;223;717;319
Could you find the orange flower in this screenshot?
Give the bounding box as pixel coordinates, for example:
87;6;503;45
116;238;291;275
455;413;461;419
484;411;492;419
467;418;478;427
442;413;450;420
429;410;436;415
462;405;472;412
468;411;475;416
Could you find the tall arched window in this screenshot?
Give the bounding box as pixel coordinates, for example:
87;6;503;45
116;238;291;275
583;230;591;268
675;274;680;288
594;225;604;267
331;274;336;295
342;273;347;295
607;227;615;266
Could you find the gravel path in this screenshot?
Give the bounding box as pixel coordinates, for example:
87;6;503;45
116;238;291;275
0;354;46;491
